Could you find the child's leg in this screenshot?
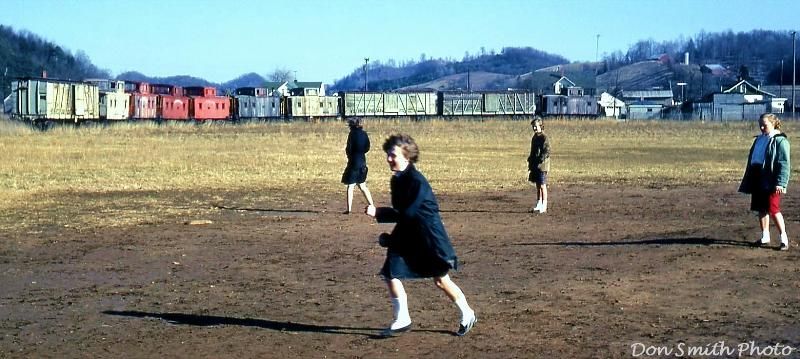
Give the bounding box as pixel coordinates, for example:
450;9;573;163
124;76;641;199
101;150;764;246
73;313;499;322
434;275;475;325
386;278;411;328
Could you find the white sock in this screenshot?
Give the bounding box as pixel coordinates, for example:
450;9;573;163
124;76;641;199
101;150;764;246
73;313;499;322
541;200;548;210
391;295;411;328
534;200;542;209
780;233;789;244
451;288;474;325
762;230;771;242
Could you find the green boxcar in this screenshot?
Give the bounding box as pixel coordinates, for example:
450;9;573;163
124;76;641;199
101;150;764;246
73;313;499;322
340;91;437;116
13;78;99;123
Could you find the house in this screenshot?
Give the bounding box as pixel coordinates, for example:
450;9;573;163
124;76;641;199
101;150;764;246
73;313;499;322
620;90;674;107
723;79;786;113
691;80;779;121
288;81;326;96
552;76;576;95
627;101;665;120
598;92;625;118
263;81;289;97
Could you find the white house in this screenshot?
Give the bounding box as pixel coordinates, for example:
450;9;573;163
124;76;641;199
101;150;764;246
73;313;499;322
598;92;625;118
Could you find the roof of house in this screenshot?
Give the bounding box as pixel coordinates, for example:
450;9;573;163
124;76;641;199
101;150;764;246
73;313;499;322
263;81;288;89
554;76;576;87
621;90;674;99
289;81;323;89
722;79;775;97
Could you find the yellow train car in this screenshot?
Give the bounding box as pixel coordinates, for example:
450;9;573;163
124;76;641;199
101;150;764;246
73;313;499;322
86;79;129;121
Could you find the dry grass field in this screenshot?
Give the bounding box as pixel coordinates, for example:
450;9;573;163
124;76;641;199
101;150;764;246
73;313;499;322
2;118;799;358
0;118;763;231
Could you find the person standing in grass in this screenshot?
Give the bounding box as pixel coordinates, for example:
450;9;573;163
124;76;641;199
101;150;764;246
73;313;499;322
739;113;791;250
341;117;374;214
528;117;550;213
365;133;476;337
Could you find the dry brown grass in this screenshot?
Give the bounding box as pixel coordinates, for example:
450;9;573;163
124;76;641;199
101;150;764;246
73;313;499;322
0;118;785;231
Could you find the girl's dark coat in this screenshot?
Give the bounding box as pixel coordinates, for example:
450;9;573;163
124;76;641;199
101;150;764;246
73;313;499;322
376;164;458;279
341;127;370;184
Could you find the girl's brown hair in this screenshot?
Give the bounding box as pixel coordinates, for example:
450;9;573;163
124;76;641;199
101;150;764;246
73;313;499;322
382;133;420;163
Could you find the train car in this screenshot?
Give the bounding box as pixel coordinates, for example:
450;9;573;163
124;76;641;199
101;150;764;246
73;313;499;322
539;94;599;117
339;91;437;117
233;87;281;120
482;91;536;115
152;84;190;120
85;79;129;121
438;91;483;115
124;82;158;120
12;77;99;124
286;88;339;119
185;86;230;120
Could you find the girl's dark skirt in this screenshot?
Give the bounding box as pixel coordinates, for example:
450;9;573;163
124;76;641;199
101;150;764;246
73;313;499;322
341;164;368;184
380;250;453;279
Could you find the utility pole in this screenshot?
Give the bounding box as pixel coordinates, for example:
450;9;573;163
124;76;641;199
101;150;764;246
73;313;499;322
364;58;369;92
595;34;600;75
792;31;796;120
780;59;784;97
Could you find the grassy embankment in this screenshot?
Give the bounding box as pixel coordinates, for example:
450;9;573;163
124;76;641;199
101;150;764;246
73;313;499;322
0;118;777;231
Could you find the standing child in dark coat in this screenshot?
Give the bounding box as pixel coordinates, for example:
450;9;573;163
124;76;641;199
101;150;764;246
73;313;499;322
365;133;476;337
341;117;374;214
528;118;551;213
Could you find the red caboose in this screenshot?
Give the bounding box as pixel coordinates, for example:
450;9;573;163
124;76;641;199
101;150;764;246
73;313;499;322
125;82;158;120
185;86;230;120
152;84;190;120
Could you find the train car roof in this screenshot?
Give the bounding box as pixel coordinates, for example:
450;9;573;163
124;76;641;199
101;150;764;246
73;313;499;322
15;76;95;85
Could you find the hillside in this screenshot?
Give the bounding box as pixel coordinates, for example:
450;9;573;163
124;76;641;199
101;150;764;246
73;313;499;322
331;47;568;92
0;25;110;98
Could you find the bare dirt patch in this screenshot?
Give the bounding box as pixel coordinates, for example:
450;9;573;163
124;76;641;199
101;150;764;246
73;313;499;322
2;184;799;358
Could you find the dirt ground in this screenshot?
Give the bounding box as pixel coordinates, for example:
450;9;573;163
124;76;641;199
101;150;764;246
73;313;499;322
2;184;800;358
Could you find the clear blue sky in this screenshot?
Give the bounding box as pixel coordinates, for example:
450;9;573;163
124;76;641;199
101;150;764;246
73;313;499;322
1;0;797;84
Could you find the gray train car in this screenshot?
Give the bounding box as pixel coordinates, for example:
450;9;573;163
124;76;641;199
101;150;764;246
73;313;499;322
439;91;483;115
286;88;339;119
439;91;536;116
483;91;537;115
234;88;281;119
340;91;437;116
540;94;599;117
12;78;100;123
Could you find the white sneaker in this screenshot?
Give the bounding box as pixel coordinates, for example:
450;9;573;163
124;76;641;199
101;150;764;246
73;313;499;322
532;202;542;212
537;204;547;213
780;234;789;251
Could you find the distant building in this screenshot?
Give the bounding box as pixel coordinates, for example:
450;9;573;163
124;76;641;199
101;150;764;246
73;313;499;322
264;81;289;97
288;81;326;96
691;80;781;121
553;76;576;95
598;92;625;118
621;90;674;107
627;101;665;120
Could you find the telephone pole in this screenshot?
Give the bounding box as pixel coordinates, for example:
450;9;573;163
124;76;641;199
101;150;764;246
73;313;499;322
364;58;369;91
792;31;796;120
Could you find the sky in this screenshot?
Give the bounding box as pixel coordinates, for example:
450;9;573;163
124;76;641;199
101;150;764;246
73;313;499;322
1;0;798;84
